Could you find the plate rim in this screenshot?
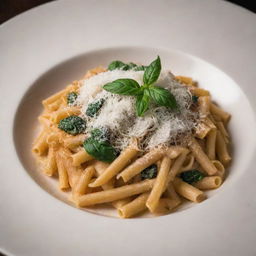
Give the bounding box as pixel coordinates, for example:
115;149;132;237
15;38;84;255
1;0;256;255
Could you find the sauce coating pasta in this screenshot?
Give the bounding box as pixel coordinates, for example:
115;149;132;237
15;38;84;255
32;57;232;218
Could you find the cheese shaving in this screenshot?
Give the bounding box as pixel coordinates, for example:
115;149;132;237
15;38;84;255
77;69;199;151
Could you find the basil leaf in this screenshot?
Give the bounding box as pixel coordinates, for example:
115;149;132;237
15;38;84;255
83;137;117;163
192;95;198;103
108;60;146;71
127;62;137;69
67;92;78;105
180;170;204;184
148;86;178;109
134;65;147;71
143;56;161;85
108;60;127;71
141;164;158;180
90;127;109;142
103;79;141;96
136;91;150;117
86;98;105;117
58;116;86;135
121;64;131;71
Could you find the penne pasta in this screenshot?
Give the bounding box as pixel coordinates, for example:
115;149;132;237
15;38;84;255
210;103;231;123
93;162;128;208
47;132;61;145
189;138;218;175
181;153;195;171
153;198;180;214
173;178;206;203
42;88;68;108
93;161;115;190
72;149;94;166
47;99;63;112
63;134;86;150
117;147;165;182
77;179;155;207
33;61;232;218
52;107;81;124
165;182;181;206
38;114;52;127
189;87;210;96
73;166;95;200
32;129;49;155
216;131;231;166
94;161;110;175
168;150;189;181
89;140;139;187
194;176;222;190
118;192;150;218
198;96;210;117
204;117;216;130
211;160;225;178
146;157;172;213
215;121;229;144
112;197;133;210
165;146;187;159
195;121;212;139
175;76;197;86
206;129;217;160
42;83;79;109
44;145;57;176
55;150;70;190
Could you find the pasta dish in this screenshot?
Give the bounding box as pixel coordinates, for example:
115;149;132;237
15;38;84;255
32;56;231;218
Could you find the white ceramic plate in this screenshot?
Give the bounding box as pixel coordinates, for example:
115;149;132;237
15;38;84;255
1;0;256;255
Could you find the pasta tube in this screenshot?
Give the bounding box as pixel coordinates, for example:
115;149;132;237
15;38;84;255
73;166;95;199
118;193;150;218
210;103;231;123
146;157;172;213
89;140;139;187
194;176;222;190
189;138;218;175
77;179;155;207
173;178;206;203
216;131;231;166
72;150;94;166
117;147;165;182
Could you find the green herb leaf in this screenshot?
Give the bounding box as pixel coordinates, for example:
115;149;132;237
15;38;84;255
90;127;109;142
108;60;146;71
134;65;147;71
58;115;86;135
103;79;141;96
127;62;137;69
192;95;199;103
143;56;161;85
108;61;134;71
67;92;78;105
141;164;158;180
83;137;117;163
148;86;178;109
180;170;204;184
129;62;147;71
136;91;150;116
106;57;178;117
86;99;105;117
108;61;127;71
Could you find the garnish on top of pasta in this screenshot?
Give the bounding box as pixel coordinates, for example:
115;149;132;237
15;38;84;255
32;56;232;218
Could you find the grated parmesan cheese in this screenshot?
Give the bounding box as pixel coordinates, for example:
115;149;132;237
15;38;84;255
76;69;199;151
77;70;144;106
92;95;135;131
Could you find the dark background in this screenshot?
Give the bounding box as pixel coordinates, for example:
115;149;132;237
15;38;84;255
0;0;255;256
0;0;255;24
